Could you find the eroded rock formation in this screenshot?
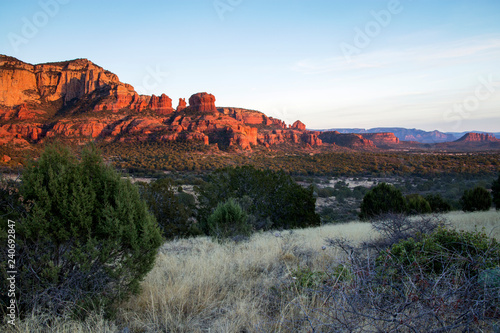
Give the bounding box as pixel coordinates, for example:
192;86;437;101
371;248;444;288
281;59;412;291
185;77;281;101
188;92;217;113
0;55;328;150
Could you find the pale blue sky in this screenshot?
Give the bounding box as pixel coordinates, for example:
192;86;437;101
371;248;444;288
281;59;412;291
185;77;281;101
1;0;499;132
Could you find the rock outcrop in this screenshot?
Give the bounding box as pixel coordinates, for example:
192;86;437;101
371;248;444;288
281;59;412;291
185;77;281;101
0;123;42;142
0;55;123;108
188;92;217;113
148;94;174;114
291;120;306;131
0;54;178;115
176;98;187;112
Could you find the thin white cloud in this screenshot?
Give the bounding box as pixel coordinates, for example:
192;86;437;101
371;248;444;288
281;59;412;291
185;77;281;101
416;37;500;62
293;35;500;75
292;49;402;74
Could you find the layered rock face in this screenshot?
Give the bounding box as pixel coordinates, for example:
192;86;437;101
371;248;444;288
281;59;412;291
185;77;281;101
0;55;175;114
0;55;323;151
0;55;121;107
0;56;40;107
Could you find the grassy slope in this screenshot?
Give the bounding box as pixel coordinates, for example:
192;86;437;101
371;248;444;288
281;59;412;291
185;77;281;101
4;210;500;332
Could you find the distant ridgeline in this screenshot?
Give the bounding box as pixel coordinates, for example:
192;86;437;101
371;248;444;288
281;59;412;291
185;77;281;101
326;128;500;143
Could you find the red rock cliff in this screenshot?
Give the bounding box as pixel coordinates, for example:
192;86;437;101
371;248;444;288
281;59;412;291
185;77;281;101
0;55;323;151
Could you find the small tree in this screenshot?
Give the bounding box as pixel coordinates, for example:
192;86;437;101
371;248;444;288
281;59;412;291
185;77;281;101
139;178;197;239
405;194;431;215
197;166;320;232
369;214;443;250
425;193;452;213
360;183;406;220
460;186;492;212
0;145;163;318
492;174;500;210
207;198;251;242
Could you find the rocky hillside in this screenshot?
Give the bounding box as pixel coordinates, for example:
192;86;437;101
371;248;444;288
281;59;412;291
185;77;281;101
0;55;323;151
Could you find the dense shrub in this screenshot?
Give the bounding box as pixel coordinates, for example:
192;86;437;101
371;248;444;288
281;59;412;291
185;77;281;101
425;193;452;213
139;178;198;239
369;214;443;250
460;186;492;212
380;228;500;278
197;166;320;232
319;228;500;332
493;174;500;210
359;183;407;220
315;186;336;198
405;194;431;215
0;145;163;319
207;198;251;242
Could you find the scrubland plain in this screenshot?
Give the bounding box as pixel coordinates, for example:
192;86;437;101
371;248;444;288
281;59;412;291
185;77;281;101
4;210;500;332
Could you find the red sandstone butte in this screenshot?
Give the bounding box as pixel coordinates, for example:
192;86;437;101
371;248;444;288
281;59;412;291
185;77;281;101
291;120;306;131
188;92;217;112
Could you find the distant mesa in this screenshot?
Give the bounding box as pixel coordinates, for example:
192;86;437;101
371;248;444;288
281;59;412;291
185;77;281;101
327;127;457;143
433;132;500;151
319;131;375;149
361;132;400;145
454;132;500;143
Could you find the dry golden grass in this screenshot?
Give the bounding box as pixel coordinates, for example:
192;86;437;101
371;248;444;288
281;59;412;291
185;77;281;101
3;210;499;332
445;209;500;239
